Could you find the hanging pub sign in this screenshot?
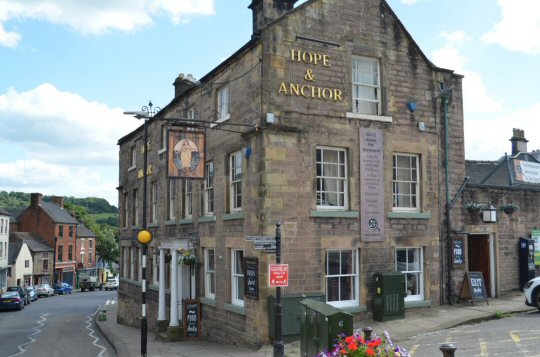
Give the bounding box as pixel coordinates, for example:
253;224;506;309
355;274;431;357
244;257;259;299
167;129;205;179
452;238;465;267
183;299;201;338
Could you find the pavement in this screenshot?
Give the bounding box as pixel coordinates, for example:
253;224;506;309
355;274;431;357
96;290;536;357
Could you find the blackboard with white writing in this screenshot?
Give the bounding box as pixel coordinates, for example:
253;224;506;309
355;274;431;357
183;299;201;338
453;239;464;267
244;257;259;299
458;271;489;305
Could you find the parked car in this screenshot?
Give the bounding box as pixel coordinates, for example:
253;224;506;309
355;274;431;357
80;276;103;292
104;277;119;291
26;286;38;302
35;284;54;297
524;276;540;311
0;291;24;311
53;282;73;295
7;286;30;305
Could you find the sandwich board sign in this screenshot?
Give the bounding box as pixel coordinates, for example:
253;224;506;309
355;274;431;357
458;271;489;305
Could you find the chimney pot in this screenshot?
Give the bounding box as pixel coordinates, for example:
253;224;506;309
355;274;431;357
51;196;65;208
249;0;298;35
510;128;528;156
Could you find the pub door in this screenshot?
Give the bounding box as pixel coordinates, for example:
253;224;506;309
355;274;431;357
468;234;493;297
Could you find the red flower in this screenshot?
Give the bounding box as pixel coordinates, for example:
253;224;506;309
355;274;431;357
348;342;358;351
368;338;382;348
366;347;376;356
345;336;354;344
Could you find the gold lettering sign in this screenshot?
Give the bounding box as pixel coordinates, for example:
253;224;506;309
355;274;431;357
137;165;153;179
278;49;343;102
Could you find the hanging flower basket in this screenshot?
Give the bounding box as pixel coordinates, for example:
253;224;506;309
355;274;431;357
465;203;481;214
177;251;198;267
500;204;518;215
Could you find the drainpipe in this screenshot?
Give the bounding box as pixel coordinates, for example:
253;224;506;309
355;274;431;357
441;86;453;304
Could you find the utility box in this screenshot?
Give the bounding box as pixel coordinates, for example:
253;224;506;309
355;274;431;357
373;272;405;322
299;299;353;357
519;238;536;291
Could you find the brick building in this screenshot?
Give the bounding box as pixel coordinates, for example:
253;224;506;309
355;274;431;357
117;0;466;346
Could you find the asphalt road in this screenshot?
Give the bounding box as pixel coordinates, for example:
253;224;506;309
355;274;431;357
0;289;118;357
403;310;540;356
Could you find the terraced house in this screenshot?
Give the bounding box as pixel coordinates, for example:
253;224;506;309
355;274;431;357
117;0;466;347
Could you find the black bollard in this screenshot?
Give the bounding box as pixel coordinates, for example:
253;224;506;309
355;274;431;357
439;343;457;357
362;327;373;342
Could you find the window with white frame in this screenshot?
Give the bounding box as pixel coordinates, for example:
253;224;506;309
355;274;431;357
132;189;138;226
316;147;348;209
89;239;93;249
0;242;2;258
325;250;358;307
184;180;193;218
160;125;167;151
80;238;85;252
396;247;424;301
204;161;214;215
122;192;128;228
231;249;244;306
187;108;196;119
392;153;420;211
168;179;176;220
217;86;230;120
129;145;136;169
230;151;242;212
205;248;215;299
352;57;381;115
151;181;158;222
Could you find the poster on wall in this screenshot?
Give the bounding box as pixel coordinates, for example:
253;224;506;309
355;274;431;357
532;229;540;266
360;128;384;242
167;129;206;179
513;159;540;184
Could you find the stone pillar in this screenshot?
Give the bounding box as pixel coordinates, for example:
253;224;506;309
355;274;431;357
152;248;158;285
167;249;182;341
158;248;167;321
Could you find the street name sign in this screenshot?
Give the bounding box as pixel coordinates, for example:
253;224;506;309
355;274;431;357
269;264;289;287
244;236;275;242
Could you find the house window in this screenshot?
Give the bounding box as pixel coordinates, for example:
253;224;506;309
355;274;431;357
58;246;63;262
43;259;49;272
205;248;215;299
59;225;64;237
0;242;2;258
396;247;424;301
132;189;139;226
69;226;73;238
316;147;348;209
217;86;230;120
168;179;176;220
204;161;214;215
187;108;196;119
89;239;93;249
88;252;92;264
325;250;359;307
129;145;136;168
151;182;158;223
68;245;73;261
81;253;85;264
184;180;193;218
160;125;167;151
231;249;244;306
123;192;129;228
352;57;381;115
230;151;242;212
80;238;85;251
392;154;420;211
25;260;30;268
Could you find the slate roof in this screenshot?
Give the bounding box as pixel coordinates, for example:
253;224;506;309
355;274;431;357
10;232;53;253
77;224;97;238
0;208;11;216
8;242;22;265
41;202;79;224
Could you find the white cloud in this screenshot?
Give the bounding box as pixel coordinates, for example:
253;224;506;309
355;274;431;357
0;84;140;205
432;31;502;115
0;0;215;47
481;0;540;55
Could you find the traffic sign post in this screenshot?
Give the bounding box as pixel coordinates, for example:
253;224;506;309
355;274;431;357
273;222;284;357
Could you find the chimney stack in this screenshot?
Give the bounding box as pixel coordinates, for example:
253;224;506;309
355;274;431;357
510;128;528;156
173;73;198;99
51;196;65;208
30;193;43;208
249;0;298;35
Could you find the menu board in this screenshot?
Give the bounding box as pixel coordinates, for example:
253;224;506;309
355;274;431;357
453;239;464;267
183;299;201;338
458;271;489;305
244;257;259;299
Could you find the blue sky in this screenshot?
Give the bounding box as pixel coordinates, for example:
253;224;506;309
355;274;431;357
1;0;539;206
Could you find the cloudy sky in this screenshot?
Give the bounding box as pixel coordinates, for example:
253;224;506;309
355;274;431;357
1;0;539;206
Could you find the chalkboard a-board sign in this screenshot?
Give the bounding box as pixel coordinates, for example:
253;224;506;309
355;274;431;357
183;299;201;338
453;239;465;267
244;257;259;299
458;271;489;305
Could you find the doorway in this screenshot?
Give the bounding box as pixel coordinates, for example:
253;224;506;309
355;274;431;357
467;234;494;297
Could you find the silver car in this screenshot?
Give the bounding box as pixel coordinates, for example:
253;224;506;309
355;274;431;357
35;283;54;297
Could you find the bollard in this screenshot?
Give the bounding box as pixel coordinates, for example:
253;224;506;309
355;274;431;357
362;327;373;342
98;307;107;321
439;343;457;357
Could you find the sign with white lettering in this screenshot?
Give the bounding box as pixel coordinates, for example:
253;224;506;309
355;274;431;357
183;299;201;338
513;159;540;184
244;257;259;299
269;264;289;287
254;241;276;250
244;236;275;242
453;239;464;267
458;271;489;305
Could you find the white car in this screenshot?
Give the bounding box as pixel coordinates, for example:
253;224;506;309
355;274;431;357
524;276;540;311
35;284;54;297
104;278;119;291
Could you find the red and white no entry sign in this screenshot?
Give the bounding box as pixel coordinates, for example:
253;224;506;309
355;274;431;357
269;264;289;287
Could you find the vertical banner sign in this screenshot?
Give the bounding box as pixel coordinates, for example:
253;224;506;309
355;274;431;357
244;257;259;299
532;229;540;266
453;239;465;267
183;299;201;338
167;129;206;179
360;128;384;242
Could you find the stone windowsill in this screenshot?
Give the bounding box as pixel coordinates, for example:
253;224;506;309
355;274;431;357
200;297;217;307
148;222;159;228
128;165;136;172
223;303;246;315
198;216;217;223
165;218;194;225
346;112;393;123
158;147;166;155
309;210;359;218
223;212;244;221
387;211;431;219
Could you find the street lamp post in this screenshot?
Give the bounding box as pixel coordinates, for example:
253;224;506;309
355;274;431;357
125;101;160;357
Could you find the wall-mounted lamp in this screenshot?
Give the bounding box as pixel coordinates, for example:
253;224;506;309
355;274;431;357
482;203;497;223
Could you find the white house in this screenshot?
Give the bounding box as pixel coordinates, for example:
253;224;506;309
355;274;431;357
0;208;10;292
8;242;33;287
